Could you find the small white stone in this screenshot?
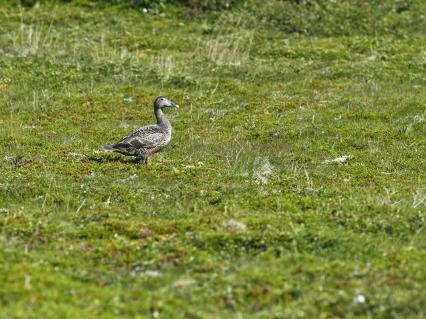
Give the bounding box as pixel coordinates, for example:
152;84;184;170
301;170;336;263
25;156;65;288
353;294;366;304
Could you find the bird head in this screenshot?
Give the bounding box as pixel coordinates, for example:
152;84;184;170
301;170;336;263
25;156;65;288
154;96;179;109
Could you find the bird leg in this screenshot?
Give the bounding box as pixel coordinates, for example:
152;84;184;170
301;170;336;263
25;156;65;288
135;154;149;164
135;155;144;163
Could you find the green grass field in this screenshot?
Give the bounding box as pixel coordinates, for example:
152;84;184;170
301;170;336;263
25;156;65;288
0;1;425;317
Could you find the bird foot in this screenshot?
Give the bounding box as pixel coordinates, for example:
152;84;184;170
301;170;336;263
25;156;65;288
135;156;149;164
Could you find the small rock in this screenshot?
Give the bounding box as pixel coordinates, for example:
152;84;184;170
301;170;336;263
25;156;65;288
138;227;154;238
222;219;247;232
353;294;366;304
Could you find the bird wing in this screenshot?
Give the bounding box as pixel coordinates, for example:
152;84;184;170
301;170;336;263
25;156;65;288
113;125;164;150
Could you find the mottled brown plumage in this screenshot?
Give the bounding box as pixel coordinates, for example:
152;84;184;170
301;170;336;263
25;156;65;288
103;96;179;163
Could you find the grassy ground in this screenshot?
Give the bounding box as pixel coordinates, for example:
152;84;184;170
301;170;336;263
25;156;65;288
0;1;425;318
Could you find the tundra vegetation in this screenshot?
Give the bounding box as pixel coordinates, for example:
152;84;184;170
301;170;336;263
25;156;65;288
0;0;425;317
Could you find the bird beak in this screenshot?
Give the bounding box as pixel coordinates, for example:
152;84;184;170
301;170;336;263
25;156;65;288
171;102;179;108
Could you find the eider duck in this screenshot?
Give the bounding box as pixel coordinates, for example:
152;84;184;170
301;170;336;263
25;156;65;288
103;96;179;163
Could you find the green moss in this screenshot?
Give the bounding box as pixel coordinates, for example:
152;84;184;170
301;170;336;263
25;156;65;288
0;1;425;318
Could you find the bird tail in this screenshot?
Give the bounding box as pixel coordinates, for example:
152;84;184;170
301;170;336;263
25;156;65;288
103;144;115;152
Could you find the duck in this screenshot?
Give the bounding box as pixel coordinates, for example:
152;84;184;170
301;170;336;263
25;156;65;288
103;96;179;163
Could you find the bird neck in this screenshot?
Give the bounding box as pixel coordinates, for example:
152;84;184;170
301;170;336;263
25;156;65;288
154;107;171;131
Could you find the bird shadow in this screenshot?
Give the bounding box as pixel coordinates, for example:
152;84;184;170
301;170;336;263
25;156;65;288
87;154;142;164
